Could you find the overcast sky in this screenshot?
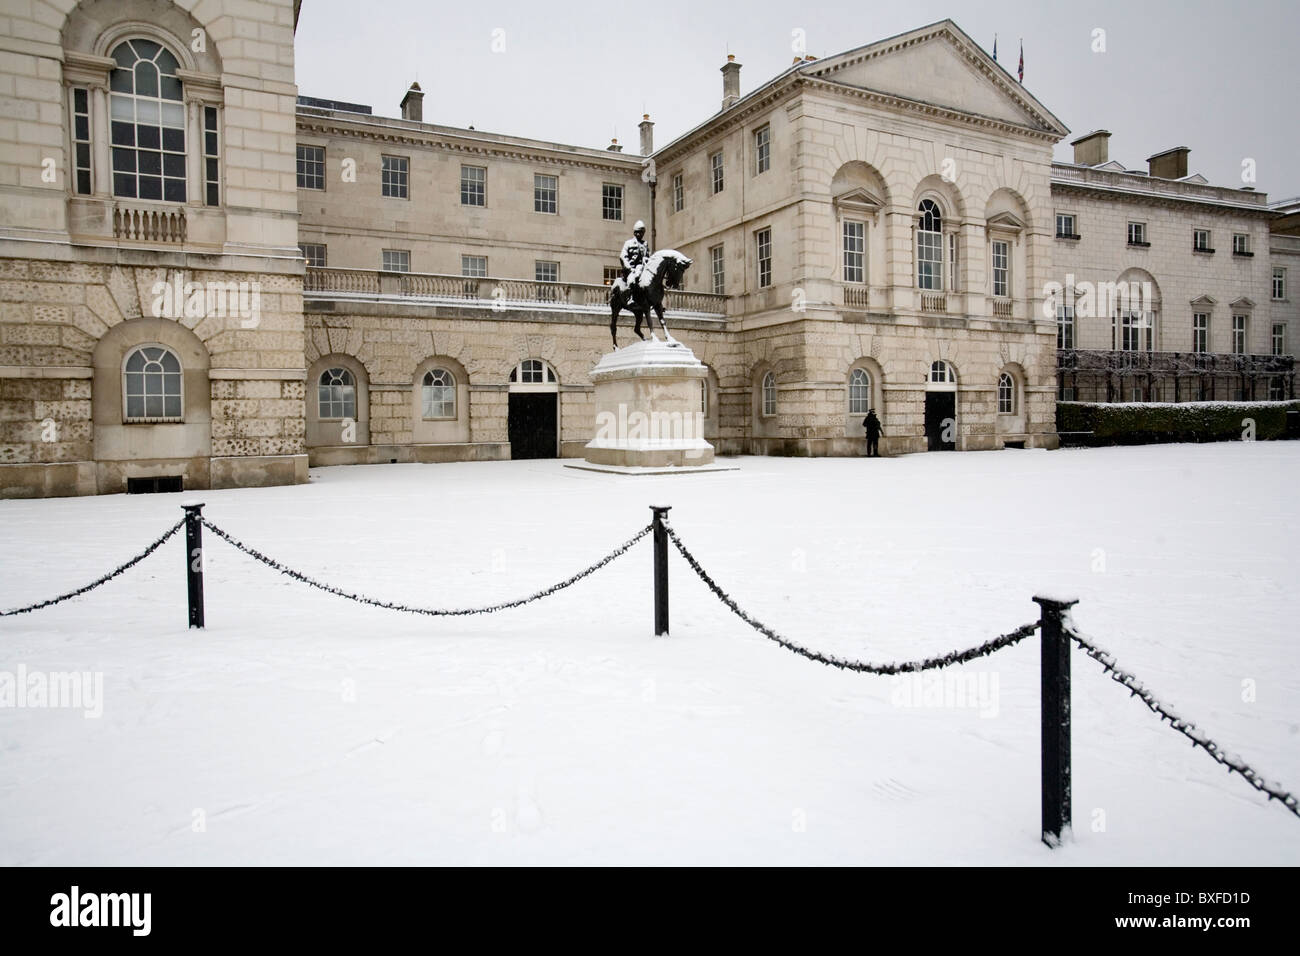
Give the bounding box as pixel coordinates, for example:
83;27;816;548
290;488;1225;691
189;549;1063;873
295;0;1298;199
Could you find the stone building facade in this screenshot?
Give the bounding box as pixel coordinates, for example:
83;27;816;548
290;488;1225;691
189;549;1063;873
1;8;1293;497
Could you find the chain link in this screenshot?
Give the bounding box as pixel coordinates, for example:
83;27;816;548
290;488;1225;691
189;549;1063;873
1066;625;1300;819
662;521;1039;673
201;518;652;617
0;518;186;618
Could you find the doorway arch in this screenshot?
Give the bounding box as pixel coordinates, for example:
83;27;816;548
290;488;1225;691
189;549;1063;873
507;359;559;459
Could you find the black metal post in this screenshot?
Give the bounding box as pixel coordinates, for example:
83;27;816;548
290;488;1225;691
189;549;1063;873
183;502;205;628
651;505;670;636
1034;595;1078;847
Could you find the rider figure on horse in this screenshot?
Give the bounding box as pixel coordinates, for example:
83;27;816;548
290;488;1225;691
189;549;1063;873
620;220;649;297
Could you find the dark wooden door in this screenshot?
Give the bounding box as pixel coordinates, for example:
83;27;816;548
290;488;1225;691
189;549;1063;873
508;393;558;459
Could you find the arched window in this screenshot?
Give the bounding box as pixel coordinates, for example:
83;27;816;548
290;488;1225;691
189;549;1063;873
422;368;456;418
929;360;955;384
510;359;556;385
998;372;1016;414
123;345;183;421
318;367;356;419
849;367;871;414
761;371;777;416
109;39;187;202
917;199;944;291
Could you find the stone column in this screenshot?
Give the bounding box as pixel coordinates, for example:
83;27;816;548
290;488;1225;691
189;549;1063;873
186;98;203;205
91;85;110;196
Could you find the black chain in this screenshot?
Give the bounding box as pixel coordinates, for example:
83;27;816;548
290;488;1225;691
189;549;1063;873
662;521;1039;673
201;517;652;617
1067;625;1300;819
0;518;186;617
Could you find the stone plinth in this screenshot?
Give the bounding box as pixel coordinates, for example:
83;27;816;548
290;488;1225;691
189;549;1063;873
583;338;716;468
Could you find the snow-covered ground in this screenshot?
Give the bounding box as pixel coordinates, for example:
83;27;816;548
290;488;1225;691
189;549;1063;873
1;443;1297;865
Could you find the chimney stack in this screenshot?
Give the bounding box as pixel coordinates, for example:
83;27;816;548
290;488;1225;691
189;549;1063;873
1070;129;1110;166
721;54;741;110
400;82;423;122
639;113;654;155
607;137;623;152
1147;146;1190;180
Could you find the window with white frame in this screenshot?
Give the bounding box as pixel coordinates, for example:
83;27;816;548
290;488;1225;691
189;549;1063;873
382;249;409;272
1232;314;1247;353
1232;233;1250;255
202;107;219;206
1272;323;1286;356
299;243;326;267
672;172;683;212
109;39;187;202
711;151;724;193
535;260;559;283
754;125;770;174
461;255;487;277
916;200;943;291
1193;312;1209;353
849;367;871;414
1055;213;1076;239
710;244;725;296
603;266;620;286
997;372;1015;414
602;183;623;221
72;88;91;195
1274;268;1286;301
123;345;182;421
460;165;485;206
1115;310;1153;351
534;173;557;213
1127;221;1147;245
381;155;408;198
1269;377;1285;400
511;359;555;384
1057;305;1075;349
318;367;355;419
1193;228;1211;252
991;240;1010;298
421;368;456;418
761;371;776;416
843;220;865;284
929;361;956;384
297;145;324;190
755;228;772;288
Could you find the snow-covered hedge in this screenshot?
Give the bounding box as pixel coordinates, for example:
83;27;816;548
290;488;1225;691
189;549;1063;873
1057;400;1300;446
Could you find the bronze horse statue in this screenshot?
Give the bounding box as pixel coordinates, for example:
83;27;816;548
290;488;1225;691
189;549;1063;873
608;250;692;348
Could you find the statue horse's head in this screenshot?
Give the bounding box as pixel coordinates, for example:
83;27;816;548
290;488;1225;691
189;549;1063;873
651;250;692;290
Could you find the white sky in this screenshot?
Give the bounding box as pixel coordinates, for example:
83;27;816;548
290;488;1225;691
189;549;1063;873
294;0;1299;198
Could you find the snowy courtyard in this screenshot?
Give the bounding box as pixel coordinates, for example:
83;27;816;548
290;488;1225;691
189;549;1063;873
1;443;1298;865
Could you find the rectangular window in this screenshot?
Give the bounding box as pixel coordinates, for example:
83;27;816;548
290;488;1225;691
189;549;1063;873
710;244;725;296
534;173;557;214
1193;228;1211;252
672;172;683;213
203;106;219;206
1273;268;1286;301
1232;314;1247;354
381;155;409;198
991;240;1009;298
1055;213;1076;239
535;260;559;283
1193;312;1208;353
1127;221;1147;245
711;151;724;194
461;255;487;277
1232;233;1250;255
843;221;865;284
460;165;485;206
72;88;92;195
754;125;770;175
296;145;324;190
1115;311;1152;352
1057;306;1075;349
949;234;959;292
299;243;326;267
917;230;942;291
110;87;186;202
1273;323;1286;356
756;228;772;288
382;249;410;272
602;183;623;221
603;266;620;286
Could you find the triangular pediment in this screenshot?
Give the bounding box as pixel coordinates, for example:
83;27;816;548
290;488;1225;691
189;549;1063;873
833;187;884;214
987;211;1026;231
1189;294;1217;308
802;21;1067;137
1230;296;1256;310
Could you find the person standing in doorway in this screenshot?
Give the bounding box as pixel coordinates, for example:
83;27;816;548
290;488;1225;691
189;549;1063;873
863;408;884;457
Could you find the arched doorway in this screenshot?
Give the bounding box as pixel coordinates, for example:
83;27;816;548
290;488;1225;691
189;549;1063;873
925;360;957;451
508;359;559;459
